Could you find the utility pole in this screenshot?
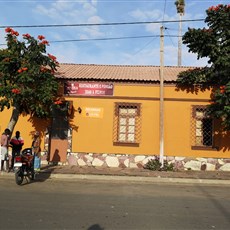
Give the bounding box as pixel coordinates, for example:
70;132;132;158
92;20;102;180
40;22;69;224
178;13;182;66
159;26;164;166
175;0;185;66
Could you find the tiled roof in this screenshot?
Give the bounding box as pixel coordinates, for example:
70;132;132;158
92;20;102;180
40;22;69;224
55;63;193;82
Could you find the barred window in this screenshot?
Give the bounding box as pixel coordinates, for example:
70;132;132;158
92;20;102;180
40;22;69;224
191;106;213;148
113;103;141;146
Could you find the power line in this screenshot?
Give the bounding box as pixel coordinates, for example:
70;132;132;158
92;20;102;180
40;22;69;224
0;34;182;46
0;19;204;29
50;35;161;43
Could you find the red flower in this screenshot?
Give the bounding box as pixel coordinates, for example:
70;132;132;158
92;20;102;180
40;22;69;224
54;100;62;105
41;40;49;45
220;85;226;90
5;27;12;33
38;35;45;40
11;89;20;94
220;86;226;94
11;30;19;36
23;33;31;39
48;53;57;61
17;67;28;73
220;89;225;94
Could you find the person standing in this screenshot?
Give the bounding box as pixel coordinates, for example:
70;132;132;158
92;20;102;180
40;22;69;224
1;128;11;172
10;131;24;170
32;131;41;171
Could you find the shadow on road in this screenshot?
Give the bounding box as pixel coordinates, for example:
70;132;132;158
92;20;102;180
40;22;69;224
34;164;57;182
18;165;56;185
88;224;104;230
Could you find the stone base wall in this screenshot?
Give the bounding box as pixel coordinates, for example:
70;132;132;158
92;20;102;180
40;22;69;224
43;152;230;171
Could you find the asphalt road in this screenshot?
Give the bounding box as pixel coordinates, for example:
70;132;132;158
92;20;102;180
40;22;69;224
0;176;230;230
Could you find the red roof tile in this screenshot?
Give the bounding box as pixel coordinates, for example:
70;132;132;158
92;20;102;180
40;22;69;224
55;63;193;82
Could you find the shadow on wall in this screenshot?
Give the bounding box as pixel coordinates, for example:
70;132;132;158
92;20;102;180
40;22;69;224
176;86;230;152
53;149;61;162
27;115;50;140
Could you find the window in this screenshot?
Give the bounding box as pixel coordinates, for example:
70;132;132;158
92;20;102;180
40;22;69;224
191;106;214;148
113;103;141;146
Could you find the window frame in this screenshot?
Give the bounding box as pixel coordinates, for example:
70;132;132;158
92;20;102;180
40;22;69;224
113;102;141;147
191;105;217;150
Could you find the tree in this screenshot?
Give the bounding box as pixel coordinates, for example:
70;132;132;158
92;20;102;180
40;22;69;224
0;28;60;134
176;4;230;130
175;0;185;14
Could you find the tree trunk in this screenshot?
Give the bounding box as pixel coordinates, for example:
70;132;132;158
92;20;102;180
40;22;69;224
7;104;20;137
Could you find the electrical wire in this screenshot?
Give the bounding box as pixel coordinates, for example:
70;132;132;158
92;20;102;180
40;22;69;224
0;34;182;46
0;19;204;29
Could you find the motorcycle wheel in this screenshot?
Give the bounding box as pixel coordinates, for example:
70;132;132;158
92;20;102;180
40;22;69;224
15;170;24;185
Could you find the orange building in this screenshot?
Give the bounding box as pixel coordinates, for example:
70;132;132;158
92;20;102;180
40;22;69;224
1;64;229;171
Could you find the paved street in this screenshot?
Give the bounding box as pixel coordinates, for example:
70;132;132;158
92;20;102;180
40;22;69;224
0;176;230;230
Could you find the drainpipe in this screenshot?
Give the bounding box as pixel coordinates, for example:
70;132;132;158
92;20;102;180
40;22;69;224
159;26;164;166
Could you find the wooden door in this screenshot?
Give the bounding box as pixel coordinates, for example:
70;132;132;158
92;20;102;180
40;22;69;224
49;103;69;163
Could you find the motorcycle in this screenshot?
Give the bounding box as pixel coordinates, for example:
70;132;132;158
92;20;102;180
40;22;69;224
14;148;35;185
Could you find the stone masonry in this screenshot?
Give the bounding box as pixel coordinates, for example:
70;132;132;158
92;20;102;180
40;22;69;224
41;152;230;172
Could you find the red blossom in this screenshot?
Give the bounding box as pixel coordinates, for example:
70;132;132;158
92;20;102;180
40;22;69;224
54;100;62;105
23;33;31;39
10;30;19;36
220;86;226;94
220;86;226;90
5;27;12;33
48;53;57;61
220;89;225;94
38;35;45;40
5;27;19;36
41;40;49;45
11;88;20;94
17;67;28;73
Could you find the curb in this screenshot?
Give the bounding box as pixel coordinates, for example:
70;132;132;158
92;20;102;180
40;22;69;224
1;172;230;185
48;173;230;185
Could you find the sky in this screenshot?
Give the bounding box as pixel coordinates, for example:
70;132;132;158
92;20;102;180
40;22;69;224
0;0;228;67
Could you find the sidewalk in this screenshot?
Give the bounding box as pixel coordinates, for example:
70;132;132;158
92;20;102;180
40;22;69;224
1;165;230;185
40;165;230;185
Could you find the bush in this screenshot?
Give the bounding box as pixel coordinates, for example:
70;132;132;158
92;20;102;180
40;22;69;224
144;156;174;171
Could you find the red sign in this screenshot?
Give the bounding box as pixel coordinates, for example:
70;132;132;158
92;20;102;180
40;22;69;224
65;82;114;96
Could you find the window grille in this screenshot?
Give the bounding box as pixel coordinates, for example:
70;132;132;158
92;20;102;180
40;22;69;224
113;103;141;145
191;105;213;147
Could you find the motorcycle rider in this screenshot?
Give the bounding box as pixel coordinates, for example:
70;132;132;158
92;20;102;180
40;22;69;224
10;131;24;170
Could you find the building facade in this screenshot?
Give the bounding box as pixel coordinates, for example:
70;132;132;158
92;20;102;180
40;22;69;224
1;64;229;171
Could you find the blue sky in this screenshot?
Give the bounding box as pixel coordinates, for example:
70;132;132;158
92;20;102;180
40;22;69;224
0;0;228;66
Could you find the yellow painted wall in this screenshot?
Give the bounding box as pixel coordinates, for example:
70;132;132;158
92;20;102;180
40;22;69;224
0;83;229;159
0;112;49;151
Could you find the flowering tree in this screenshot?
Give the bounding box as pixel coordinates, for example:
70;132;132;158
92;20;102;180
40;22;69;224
0;28;59;133
176;4;230;130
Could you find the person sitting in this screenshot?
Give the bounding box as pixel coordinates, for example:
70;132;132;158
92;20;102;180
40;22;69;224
10;131;24;170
